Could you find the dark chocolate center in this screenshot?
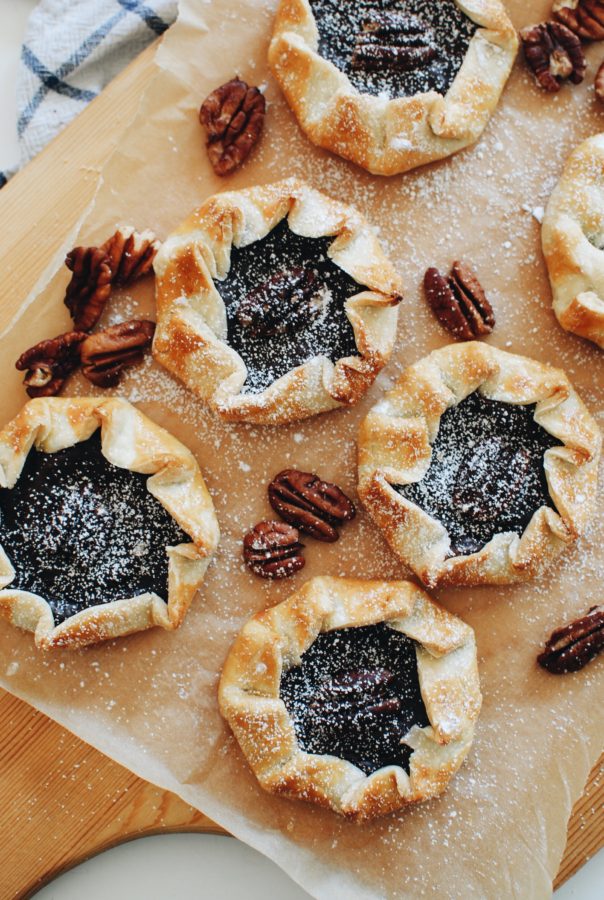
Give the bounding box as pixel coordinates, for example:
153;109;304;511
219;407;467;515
280;623;429;775
216;219;360;394
397;391;560;557
0;432;188;625
309;0;477;99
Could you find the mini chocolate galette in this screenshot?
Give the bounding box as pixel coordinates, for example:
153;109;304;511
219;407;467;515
269;0;518;175
219;577;481;821
0;398;219;649
542;133;604;349
358;343;601;588
153;178;403;424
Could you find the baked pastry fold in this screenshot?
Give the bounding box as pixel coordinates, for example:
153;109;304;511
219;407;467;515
269;0;518;175
153;178;403;424
0;397;219;649
542;133;604;349
358;342;601;588
219;576;481;821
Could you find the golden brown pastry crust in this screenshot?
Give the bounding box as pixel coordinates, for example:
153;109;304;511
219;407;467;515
542;134;604;349
268;0;518;176
153;178;402;425
358;342;601;588
219;576;481;821
0;397;219;650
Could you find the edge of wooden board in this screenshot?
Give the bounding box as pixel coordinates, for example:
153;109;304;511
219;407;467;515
0;686;601;898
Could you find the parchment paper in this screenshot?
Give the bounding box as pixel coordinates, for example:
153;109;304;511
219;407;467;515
0;1;602;897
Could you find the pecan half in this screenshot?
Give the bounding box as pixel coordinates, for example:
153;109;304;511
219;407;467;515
553;0;604;41
102;225;160;286
309;668;400;723
64;246;113;331
352;12;436;71
237;266;322;338
538;605;604;673
424;260;495;340
595;58;604;99
242;521;305;579
80;319;155;387
521;22;586;92
64;226;160;331
15;331;87;397
268;469;356;542
199;79;266;177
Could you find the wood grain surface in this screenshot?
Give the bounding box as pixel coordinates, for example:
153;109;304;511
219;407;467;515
0;38;601;900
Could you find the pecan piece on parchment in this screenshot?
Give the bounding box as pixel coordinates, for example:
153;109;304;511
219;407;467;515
352;12;436;71
424;260;495;341
102;225;160;286
199;78;266;176
520;22;586;92
80;319;156;387
537;605;604;673
64;226;160;331
15;330;87;398
553;0;604;41
236;266;322;339
242;521;305;579
268;469;356;543
64;246;113;331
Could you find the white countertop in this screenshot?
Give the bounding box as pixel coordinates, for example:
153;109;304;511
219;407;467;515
1;2;601;897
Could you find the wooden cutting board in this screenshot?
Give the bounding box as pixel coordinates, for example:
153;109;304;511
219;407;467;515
0;40;601;900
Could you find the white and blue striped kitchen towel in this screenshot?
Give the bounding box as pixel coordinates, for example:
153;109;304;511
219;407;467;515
0;0;178;188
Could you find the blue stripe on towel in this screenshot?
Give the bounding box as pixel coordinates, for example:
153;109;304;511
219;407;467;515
22;46;98;103
1;0;177;189
18;8;127;135
117;0;170;35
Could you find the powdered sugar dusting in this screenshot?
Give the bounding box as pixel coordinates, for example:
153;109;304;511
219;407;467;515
280;623;429;774
217;220;360;393
399;392;559;556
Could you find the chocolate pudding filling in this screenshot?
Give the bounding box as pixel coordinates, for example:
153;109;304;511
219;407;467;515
0;432;188;624
397;391;560;557
216;219;361;394
280;623;429;775
309;0;478;98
